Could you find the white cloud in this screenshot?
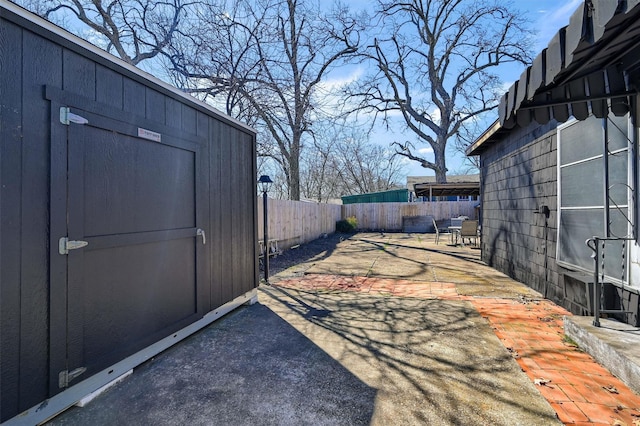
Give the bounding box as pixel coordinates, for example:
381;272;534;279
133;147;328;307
426;106;441;124
318;66;364;92
312;66;366;118
417;147;434;155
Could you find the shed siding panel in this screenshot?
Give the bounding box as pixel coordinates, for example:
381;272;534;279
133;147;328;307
62;49;95;97
181;104;197;134
224;124;256;298
209;119;224;309
196;112;211;314
197;111;209;139
246;131;258;292
165;96;182;129
1;19;24;422
219;122;234;304
122;78;145;115
243;131;255;293
232;130;242;296
236;130;255;295
194;111;211;314
19;29;64;412
231;127;243;297
145;87;165;124
95;65;123;109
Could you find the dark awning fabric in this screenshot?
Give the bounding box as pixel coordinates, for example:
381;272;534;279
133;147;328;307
413;182;480;198
499;0;640;130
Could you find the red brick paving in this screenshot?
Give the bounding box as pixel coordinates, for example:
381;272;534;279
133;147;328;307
274;274;640;425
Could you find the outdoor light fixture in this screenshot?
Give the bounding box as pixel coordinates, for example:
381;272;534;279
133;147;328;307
258;175;273;284
258;174;273;192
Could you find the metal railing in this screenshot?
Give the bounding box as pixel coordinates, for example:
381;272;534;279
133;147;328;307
585;236;635;327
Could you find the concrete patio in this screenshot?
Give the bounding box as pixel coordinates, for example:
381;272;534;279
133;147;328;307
46;233;640;425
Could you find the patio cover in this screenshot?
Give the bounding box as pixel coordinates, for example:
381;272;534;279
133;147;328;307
413;182;480;198
498;0;640;129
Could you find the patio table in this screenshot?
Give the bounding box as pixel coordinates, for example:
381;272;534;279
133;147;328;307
448;226;462;245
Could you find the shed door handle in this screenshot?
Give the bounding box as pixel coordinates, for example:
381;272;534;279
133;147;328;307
197;228;206;245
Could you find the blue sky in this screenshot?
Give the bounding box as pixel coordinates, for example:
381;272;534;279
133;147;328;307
351;0;583;180
27;0;582;182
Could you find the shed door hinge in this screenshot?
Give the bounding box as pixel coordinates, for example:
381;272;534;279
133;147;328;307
59;107;88;125
59;237;89;255
59;367;86;388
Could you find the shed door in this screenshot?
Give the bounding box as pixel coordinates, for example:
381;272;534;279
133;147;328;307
52;106;208;391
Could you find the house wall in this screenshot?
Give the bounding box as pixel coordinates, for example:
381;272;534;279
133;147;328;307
480;120;562;302
1;5;257;423
479;119;639;327
411;195;479;202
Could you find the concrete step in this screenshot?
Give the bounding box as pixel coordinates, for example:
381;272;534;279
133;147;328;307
564;315;640;395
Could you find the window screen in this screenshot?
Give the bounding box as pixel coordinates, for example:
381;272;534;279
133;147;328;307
557;115;630;281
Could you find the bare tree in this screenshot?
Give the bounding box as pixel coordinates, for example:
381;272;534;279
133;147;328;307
300;121;403;201
346;0;532;182
163;0;265;126
451;119;481;171
333;131;403;196
166;0;362;200
299;122;341;202
14;0;190;65
300;138;339;202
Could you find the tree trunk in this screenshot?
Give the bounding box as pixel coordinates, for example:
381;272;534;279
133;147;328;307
434;142;447;183
289;145;301;200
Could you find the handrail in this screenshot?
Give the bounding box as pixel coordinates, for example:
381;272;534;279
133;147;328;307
585;236;635;327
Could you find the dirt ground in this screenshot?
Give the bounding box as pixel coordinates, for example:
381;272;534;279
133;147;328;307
266;232;348;278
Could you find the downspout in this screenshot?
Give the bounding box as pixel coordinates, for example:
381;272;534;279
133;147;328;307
534;205;551;298
604;117;611;237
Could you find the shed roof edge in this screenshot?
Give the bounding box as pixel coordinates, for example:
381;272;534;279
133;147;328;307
1;1;257;135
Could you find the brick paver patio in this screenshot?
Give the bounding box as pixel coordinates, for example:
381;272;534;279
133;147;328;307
275;273;640;425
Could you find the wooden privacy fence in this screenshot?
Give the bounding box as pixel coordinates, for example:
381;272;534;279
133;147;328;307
342;201;478;231
258;199;478;249
257;198;342;250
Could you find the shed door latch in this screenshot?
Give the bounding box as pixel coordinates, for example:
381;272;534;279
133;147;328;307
197;228;206;245
59;237;89;255
59;107;88;125
59;367;87;388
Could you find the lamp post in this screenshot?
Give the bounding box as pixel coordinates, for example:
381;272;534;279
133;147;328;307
258;175;273;284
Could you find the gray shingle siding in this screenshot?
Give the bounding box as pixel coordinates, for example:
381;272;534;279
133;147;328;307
480;120;561;301
479;119;638;326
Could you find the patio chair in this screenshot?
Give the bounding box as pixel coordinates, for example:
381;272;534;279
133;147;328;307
460;220;479;246
432;218;450;245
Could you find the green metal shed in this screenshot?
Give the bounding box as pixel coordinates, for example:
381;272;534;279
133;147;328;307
341;189;408;204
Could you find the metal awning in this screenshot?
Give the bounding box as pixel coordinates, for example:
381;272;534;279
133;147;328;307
499;0;640;130
414;182;480;198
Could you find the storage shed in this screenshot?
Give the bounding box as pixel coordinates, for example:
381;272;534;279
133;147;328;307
0;3;258;424
341;189;408;204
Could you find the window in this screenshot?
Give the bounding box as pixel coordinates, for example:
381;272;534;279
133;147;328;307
457;195;478;201
557;114;632;282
